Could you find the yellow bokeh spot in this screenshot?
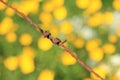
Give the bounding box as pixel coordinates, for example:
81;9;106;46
85;0;102;15
108;35;118;43
89;48;104;62
102;43;116;54
113;0;120;11
17;1;39;15
61;52;76;65
5;8;15;16
112;75;120;80
104;12;114;25
53;6;67;20
116;27;120;37
91;67;106;80
60;21;73;34
4;56;18;71
99;64;109;74
88;12;104;27
73;38;84;48
39;12;53;25
19;33;32;46
38;37;53;51
0;17;14;35
22;46;36;58
50;26;59;37
51;0;64;7
42;1;55;12
30;0;40;2
86;39;101;52
18;54;35;74
76;0;90;9
38;69;54;80
5;32;17;43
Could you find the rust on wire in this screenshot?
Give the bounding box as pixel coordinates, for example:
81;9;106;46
0;0;104;80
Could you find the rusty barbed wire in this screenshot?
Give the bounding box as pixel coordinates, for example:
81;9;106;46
0;0;104;80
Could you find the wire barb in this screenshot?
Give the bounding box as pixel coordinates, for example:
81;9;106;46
0;0;104;80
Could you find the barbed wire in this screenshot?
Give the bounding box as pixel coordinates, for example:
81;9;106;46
0;0;104;80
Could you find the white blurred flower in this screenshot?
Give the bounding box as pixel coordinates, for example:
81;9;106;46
110;54;120;66
70;16;96;39
110;11;120;33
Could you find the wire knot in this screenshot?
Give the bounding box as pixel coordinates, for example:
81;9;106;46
51;38;61;45
43;30;51;38
51;38;67;45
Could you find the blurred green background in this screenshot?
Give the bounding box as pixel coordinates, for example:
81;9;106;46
0;0;120;80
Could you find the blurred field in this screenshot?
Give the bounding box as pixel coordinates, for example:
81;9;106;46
0;0;120;80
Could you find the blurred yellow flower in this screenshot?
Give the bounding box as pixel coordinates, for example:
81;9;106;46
53;6;67;20
42;1;55;12
73;38;84;48
112;75;120;80
91;66;107;80
108;35;118;43
5;32;17;43
30;0;40;2
22;46;36;58
39;12;53;25
0;17;14;35
5;8;15;16
38;37;53;51
76;0;89;9
88;12;104;27
18;54;35;74
116;27;120;37
102;43;116;54
113;0;120;11
61;52;76;65
86;39;100;52
89;48;104;62
84;0;102;15
19;33;32;46
4;56;18;71
60;21;73;34
17;1;39;15
38;69;54;80
50;26;59;37
104;12;114;25
99;64;109;74
51;0;64;7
